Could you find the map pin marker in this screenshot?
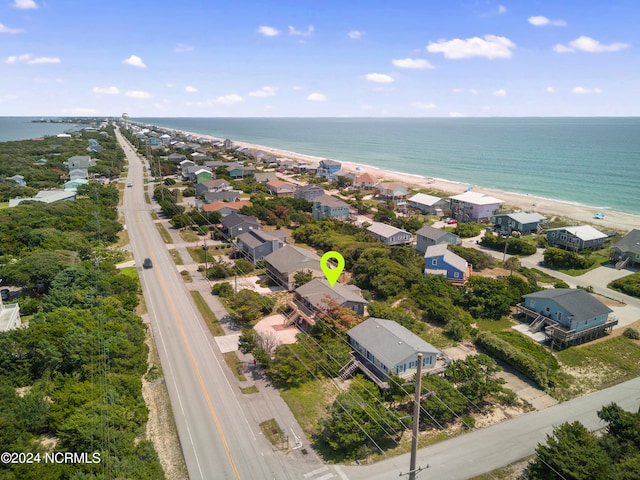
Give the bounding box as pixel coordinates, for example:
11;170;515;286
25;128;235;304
320;251;345;287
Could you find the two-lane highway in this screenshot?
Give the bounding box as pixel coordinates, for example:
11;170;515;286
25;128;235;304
116;129;301;479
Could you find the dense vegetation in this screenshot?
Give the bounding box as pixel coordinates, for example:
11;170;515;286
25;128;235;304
480;232;537;255
543;247;596;269
609;271;640;298
526;403;640;479
0;131;163;478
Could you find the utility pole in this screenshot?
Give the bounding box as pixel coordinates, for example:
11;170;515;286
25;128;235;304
203;238;209;283
409;353;423;480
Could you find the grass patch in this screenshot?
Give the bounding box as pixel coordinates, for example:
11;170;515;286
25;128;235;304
0;202;9;209
189;290;225;336
168;248;184;265
180;270;193;283
555;336;640;398
144;192;151;204
475;317;515;333
556;252;610;276
240;385;259;394
180;229;201;243
145;364;163;382
280;379;336;439
259;419;287;448
156;223;173;243
223;351;247;382
521;267;563;285
119;266;139;280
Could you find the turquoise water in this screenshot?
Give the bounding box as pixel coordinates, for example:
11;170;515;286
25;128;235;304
137;117;640;216
0;117;81;142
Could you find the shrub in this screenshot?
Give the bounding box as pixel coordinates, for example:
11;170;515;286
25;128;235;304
480;233;537;256
544;247;595;270
622;328;640;340
454;223;482;238
449;245;496;270
212;282;233;297
609;272;640;298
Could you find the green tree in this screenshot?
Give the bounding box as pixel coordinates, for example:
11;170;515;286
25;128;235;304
293;269;314;287
527;421;610;479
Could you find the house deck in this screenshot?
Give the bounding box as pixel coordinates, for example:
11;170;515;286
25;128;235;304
515;304;618;347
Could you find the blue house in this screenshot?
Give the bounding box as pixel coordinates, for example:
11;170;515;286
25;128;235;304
316;159;342;180
519;288;617;347
346;317;441;386
312;194;351;221
423;243;471;285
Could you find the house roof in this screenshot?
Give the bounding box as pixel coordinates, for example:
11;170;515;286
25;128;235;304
546;225;607;241
408;193;443;207
267;179;296;190
378;182;407;193
416;224;455;241
450;191;503;205
236;229;281;249
254;172;278;182
264;245;321;274
202;200;250;213
220;212;260;228
314;194;350;208
523;289;612;323
355;172;378;184
424;244;468;272
367;222;409;239
202;179;230;188
295;278;367;309
614;229;640;255
296;185;325;193
347;317;440;367
497;212;547;224
320;159;341;166
203;191;242;202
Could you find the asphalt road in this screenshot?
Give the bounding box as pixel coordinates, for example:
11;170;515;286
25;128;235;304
342;376;640;479
116;130;308;480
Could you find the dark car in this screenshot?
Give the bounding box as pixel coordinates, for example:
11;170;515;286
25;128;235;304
1;289;9;301
142;258;153;269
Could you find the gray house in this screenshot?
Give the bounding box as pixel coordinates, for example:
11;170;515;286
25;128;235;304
407;193;449;215
518;288;617;347
219;213;261;238
366;222;412;246
293;278;368;330
312;194;351;221
415;225;458;254
263;245;323;291
201;190;242;204
546;225;608;251
346;317;441;386
0;296;21;332
493;212;547;235
294;185;326;201
610;229;640;268
234;230;285;262
195;179;232;197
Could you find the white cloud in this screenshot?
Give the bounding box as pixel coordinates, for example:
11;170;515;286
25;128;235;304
125;90;152;99
28;57;61;64
554;36;629;53
411;102;437;110
546;86;556;94
92;86;120;95
217;94;244;104
167;83;174;88
493;89;507;96
257;26;279;37
123;55;146;68
498;5;507;14
174;43;194;53
307;93;326;102
392;58;435;69
348;30;364;40
572;86;602;95
0;23;24;34
6;53;60;64
470;88;479;95
12;0;38;9
365;73;395;83
288;25;314;36
292;85;303;91
528;16;566;27
185;85;198;93
187;99;215;108
249;86;277;97
427;35;516;59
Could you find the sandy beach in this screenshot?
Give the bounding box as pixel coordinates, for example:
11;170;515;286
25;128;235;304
176;130;640;232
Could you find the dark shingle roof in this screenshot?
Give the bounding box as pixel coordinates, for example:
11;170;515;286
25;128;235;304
523;288;612;323
614;229;640;255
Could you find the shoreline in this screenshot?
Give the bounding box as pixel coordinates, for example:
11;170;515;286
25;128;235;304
167;127;640;232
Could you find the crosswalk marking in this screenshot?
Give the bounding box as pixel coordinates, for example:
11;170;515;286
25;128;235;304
304;466;329;478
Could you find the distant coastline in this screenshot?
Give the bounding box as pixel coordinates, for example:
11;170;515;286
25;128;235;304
152;123;640;231
137;117;640;217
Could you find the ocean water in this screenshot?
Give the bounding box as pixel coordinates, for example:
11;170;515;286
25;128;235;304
0;117;81;142
136;117;640;216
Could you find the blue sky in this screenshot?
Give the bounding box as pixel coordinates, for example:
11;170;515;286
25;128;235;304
1;0;638;117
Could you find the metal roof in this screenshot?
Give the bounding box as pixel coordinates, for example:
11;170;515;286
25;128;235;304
523;288;612;324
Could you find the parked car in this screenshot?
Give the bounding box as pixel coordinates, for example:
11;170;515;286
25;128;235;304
1;289;9;301
445;218;458;225
143;258;153;269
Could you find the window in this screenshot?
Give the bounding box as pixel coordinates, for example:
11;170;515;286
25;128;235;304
432;259;437;266
454;272;459;278
352;305;359;312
